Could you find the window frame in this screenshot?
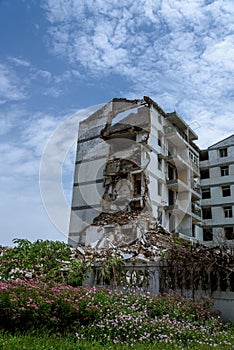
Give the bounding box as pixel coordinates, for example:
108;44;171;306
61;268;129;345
222;185;231;197
220;165;229;176
202;188;211;199
200;169;210;179
219;147;227;158
224;206;233;218
202;207;212;220
224;227;234;240
203;228;213;241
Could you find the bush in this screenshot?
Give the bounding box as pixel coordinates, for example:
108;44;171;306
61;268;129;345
0;239;89;286
0;280;233;348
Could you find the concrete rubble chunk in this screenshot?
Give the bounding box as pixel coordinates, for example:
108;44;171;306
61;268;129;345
73;224;177;263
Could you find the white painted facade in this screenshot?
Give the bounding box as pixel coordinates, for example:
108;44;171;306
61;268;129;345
200;135;234;243
69;97;202;247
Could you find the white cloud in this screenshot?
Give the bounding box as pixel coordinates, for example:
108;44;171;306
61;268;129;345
43;86;62;97
9;57;31;67
39;0;234;148
0;63;26;103
31;69;52;81
0;104;102;246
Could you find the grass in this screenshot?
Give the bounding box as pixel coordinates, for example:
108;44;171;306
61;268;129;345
0;330;234;350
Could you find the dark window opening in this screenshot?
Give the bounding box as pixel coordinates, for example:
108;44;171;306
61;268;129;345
158;181;162;196
221;166;229;176
203;228;213;241
158;135;162;147
219;147;227;157
222;185;231;197
158;155;162;170
200;169;209;179
192;224;195;237
168;189;175;206
202;207;212;219
202;188;211;199
168;165;175;180
200;150;209;161
224;227;234;240
133;174;142;196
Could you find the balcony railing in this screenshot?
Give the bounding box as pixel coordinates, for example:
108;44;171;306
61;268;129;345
164;126;188;145
192;185;201;194
191;203;201;217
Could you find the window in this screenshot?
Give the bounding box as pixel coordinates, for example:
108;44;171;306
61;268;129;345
158;114;162;124
202;188;211;199
221;166;229;176
200;169;210;179
200;150;209;161
202;207;212;219
168;165;175;180
203;228;213;241
158;181;162;196
219;147;227;157
158;132;162;147
158;155;162;170
189;150;199;166
192;224;195;238
222;185;231;197
224;206;233;218
224;227;234;240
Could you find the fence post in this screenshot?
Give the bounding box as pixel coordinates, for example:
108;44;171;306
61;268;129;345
149;266;160;295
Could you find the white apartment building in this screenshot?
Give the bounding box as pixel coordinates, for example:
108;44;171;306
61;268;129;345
200;135;234;244
69;97;202;247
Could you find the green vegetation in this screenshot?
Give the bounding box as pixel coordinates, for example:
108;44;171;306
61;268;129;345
0;239;233;349
0;239;89;286
0;280;233;348
1;330;234;350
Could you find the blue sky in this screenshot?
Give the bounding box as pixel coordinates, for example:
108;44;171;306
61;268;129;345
0;0;233;246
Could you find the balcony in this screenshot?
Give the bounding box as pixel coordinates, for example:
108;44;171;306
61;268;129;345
166;178;188;192
164;126;188;147
166;154;189;170
191;184;201;200
191;203;202;222
189;159;199;176
164;204;187;215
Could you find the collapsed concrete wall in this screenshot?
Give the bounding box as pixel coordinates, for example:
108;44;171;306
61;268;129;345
69;98;156;247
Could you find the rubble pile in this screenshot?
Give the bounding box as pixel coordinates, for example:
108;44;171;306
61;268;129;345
92;209;142;226
73;224;174;263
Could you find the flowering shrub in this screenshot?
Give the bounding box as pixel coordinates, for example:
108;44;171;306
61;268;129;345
0;239;89;285
0;280;233;348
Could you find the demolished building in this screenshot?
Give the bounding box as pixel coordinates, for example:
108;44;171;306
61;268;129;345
69;97;202;248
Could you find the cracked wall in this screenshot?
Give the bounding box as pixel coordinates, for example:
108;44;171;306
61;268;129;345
69;98;155;247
